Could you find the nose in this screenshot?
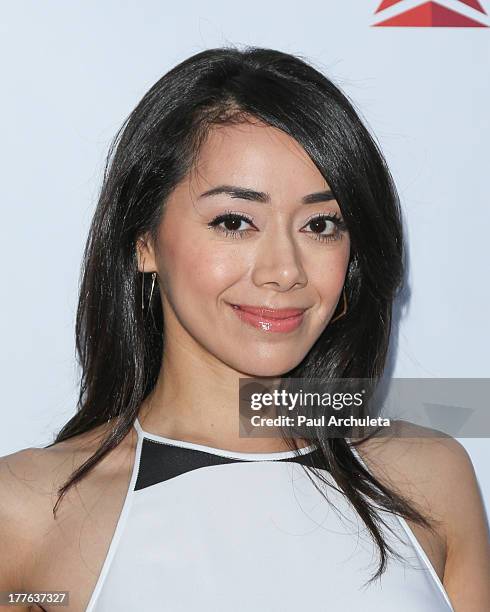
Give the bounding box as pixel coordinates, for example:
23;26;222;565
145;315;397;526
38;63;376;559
251;229;308;292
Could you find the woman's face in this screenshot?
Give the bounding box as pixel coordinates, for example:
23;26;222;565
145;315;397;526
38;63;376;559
141;120;350;376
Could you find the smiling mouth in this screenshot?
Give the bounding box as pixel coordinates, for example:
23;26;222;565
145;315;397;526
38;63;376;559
231;304;306;318
228;303;307;333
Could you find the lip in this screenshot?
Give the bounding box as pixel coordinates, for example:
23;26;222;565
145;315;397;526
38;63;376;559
228;303;307;333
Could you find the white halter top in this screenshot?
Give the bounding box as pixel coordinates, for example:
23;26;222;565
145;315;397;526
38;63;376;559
85;417;454;611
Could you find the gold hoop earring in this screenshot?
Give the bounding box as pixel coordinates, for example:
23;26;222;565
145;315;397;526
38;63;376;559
330;288;348;323
148;272;157;309
141;259;157;314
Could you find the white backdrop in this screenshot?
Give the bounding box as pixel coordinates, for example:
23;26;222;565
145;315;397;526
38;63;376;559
1;1;488;513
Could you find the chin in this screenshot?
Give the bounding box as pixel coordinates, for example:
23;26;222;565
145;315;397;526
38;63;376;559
232;357;304;378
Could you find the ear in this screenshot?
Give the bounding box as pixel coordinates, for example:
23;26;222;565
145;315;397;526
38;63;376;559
136;233;158;273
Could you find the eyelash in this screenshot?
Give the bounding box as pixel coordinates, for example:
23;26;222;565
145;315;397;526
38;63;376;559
207;209;347;243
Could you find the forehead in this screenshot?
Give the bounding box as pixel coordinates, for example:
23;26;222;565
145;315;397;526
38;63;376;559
189;120;329;193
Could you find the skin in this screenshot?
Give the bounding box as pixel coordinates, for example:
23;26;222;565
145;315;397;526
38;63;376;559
136;119;351;452
0;120;488;610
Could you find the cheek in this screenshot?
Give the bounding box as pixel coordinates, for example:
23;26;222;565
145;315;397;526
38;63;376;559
160;231;244;301
307;243;351;301
313;261;346;293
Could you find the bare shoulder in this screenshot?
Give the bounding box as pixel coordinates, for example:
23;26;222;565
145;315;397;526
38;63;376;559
0;446;46;597
355;421;479;499
356;421;490;609
0;419;136;596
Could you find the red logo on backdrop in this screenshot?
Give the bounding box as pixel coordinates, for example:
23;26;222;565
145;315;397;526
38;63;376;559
373;0;489;27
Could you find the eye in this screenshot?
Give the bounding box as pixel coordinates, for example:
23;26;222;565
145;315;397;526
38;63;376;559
207;210;257;239
207;210;347;242
300;213;347;243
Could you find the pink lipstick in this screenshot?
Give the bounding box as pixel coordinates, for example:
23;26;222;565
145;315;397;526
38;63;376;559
228;304;306;333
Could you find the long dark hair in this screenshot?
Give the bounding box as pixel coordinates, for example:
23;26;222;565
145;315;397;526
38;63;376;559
47;46;435;583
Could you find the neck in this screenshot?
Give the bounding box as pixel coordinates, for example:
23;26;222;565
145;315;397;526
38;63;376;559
136;325;308;453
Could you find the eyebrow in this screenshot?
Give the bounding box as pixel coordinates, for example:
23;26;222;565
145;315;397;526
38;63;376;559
198;185;336;205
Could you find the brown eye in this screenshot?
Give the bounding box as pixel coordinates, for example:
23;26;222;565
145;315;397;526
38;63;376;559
208;211;256;239
222;217;245;231
301;213;347;243
308;218;335;235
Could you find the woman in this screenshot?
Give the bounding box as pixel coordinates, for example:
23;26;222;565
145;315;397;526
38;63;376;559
0;46;488;611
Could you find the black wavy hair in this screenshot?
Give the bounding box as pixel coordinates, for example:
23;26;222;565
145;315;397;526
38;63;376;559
46;45;435;584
